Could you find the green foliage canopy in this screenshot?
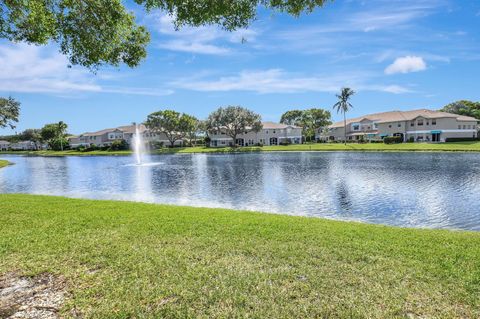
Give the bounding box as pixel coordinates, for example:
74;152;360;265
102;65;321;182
440;100;480;120
1;0;328;69
280;108;331;140
206;106;262;146
0;96;20;129
144;110;197;147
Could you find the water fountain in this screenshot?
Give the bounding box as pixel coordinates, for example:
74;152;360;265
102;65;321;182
133;123;147;165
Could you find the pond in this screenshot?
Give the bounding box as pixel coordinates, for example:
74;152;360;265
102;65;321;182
1;152;480;230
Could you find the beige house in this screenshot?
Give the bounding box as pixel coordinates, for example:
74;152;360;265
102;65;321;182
0;140;10;151
69;124;183;148
209;122;303;147
318;109;478;142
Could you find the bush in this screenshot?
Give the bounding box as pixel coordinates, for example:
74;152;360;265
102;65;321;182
445;137;478;142
109;139;129;151
48;138;69;151
150;141;164;150
280;139;292;146
407;136;415;143
383;136;403;144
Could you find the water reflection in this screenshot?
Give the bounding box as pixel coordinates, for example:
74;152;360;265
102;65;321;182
1;152;480;230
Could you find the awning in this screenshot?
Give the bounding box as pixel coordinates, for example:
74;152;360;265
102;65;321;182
431;130;442;134
380;134;389;137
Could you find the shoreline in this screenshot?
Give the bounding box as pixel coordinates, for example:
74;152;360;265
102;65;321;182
1;141;480;157
0;159;12;168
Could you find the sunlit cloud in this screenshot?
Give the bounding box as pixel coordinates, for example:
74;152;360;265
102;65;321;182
385;56;427;74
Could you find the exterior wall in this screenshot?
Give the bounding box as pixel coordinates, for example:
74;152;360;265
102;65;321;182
10;141;36;150
209;126;302;147
0;141;10;151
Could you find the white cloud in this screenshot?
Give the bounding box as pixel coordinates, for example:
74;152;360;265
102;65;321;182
0;43;171;96
171;69;411;94
384;56;427;74
151;13;256;55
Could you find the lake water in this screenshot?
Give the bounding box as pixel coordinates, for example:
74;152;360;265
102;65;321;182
1;152;480;230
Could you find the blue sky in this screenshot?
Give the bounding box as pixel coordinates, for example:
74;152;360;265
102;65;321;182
1;0;480;135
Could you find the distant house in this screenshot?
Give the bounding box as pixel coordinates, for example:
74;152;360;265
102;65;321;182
68;124;183;148
209;122;303;147
0;140;10;151
317;109;479;143
10;141;37;150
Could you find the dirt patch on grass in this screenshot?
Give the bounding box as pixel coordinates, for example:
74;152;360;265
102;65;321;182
0;272;66;318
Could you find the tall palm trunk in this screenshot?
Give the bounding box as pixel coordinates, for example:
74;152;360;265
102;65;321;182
343;111;347;145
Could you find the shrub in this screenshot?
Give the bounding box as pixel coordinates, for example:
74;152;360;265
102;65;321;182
109;139;129;151
407;136;415;143
280;139;292;146
383;136;403;144
150;141;164;149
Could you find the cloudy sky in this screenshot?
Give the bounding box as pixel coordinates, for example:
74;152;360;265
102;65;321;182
1;0;479;134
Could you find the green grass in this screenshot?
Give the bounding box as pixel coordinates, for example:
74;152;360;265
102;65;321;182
0;159;11;168
1;142;480;157
1;194;480;318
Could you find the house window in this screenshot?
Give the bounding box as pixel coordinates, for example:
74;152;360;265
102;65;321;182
410;122;414;127
463;125;466;129
266;131;269;134
432;119;436;125
388;125;392;128
458;125;461;129
397;123;401;127
373;123;378;129
426;121;429;125
273;130;276;134
417;120;424;126
353;124;360;131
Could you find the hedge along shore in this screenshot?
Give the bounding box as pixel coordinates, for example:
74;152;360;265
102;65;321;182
1;194;480;318
1;141;480;157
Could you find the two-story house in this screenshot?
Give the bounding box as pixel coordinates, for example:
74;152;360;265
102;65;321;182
318;109;478;142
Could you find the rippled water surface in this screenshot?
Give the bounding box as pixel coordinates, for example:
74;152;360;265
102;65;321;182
1;152;480;230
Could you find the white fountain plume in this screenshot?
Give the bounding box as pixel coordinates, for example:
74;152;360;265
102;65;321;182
133;123;147;165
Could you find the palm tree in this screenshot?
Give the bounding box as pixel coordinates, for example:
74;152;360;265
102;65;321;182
57;121;68;151
333;87;355;145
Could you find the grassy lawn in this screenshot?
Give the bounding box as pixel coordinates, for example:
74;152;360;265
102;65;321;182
1;194;480;318
0;159;11;168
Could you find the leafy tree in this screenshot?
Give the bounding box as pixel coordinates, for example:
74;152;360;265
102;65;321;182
180;115;201;147
145;110;194;147
206;106;262;147
280;108;331;141
1;1;328;69
56;121;68;151
40;124;58;142
0;97;20;129
333;87;355;145
280;110;303;126
440;100;480;120
300;108;332;142
40;122;68;150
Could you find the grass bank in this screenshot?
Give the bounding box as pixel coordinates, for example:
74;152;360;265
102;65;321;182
0;159;11;168
1;141;480;157
1;194;480;317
